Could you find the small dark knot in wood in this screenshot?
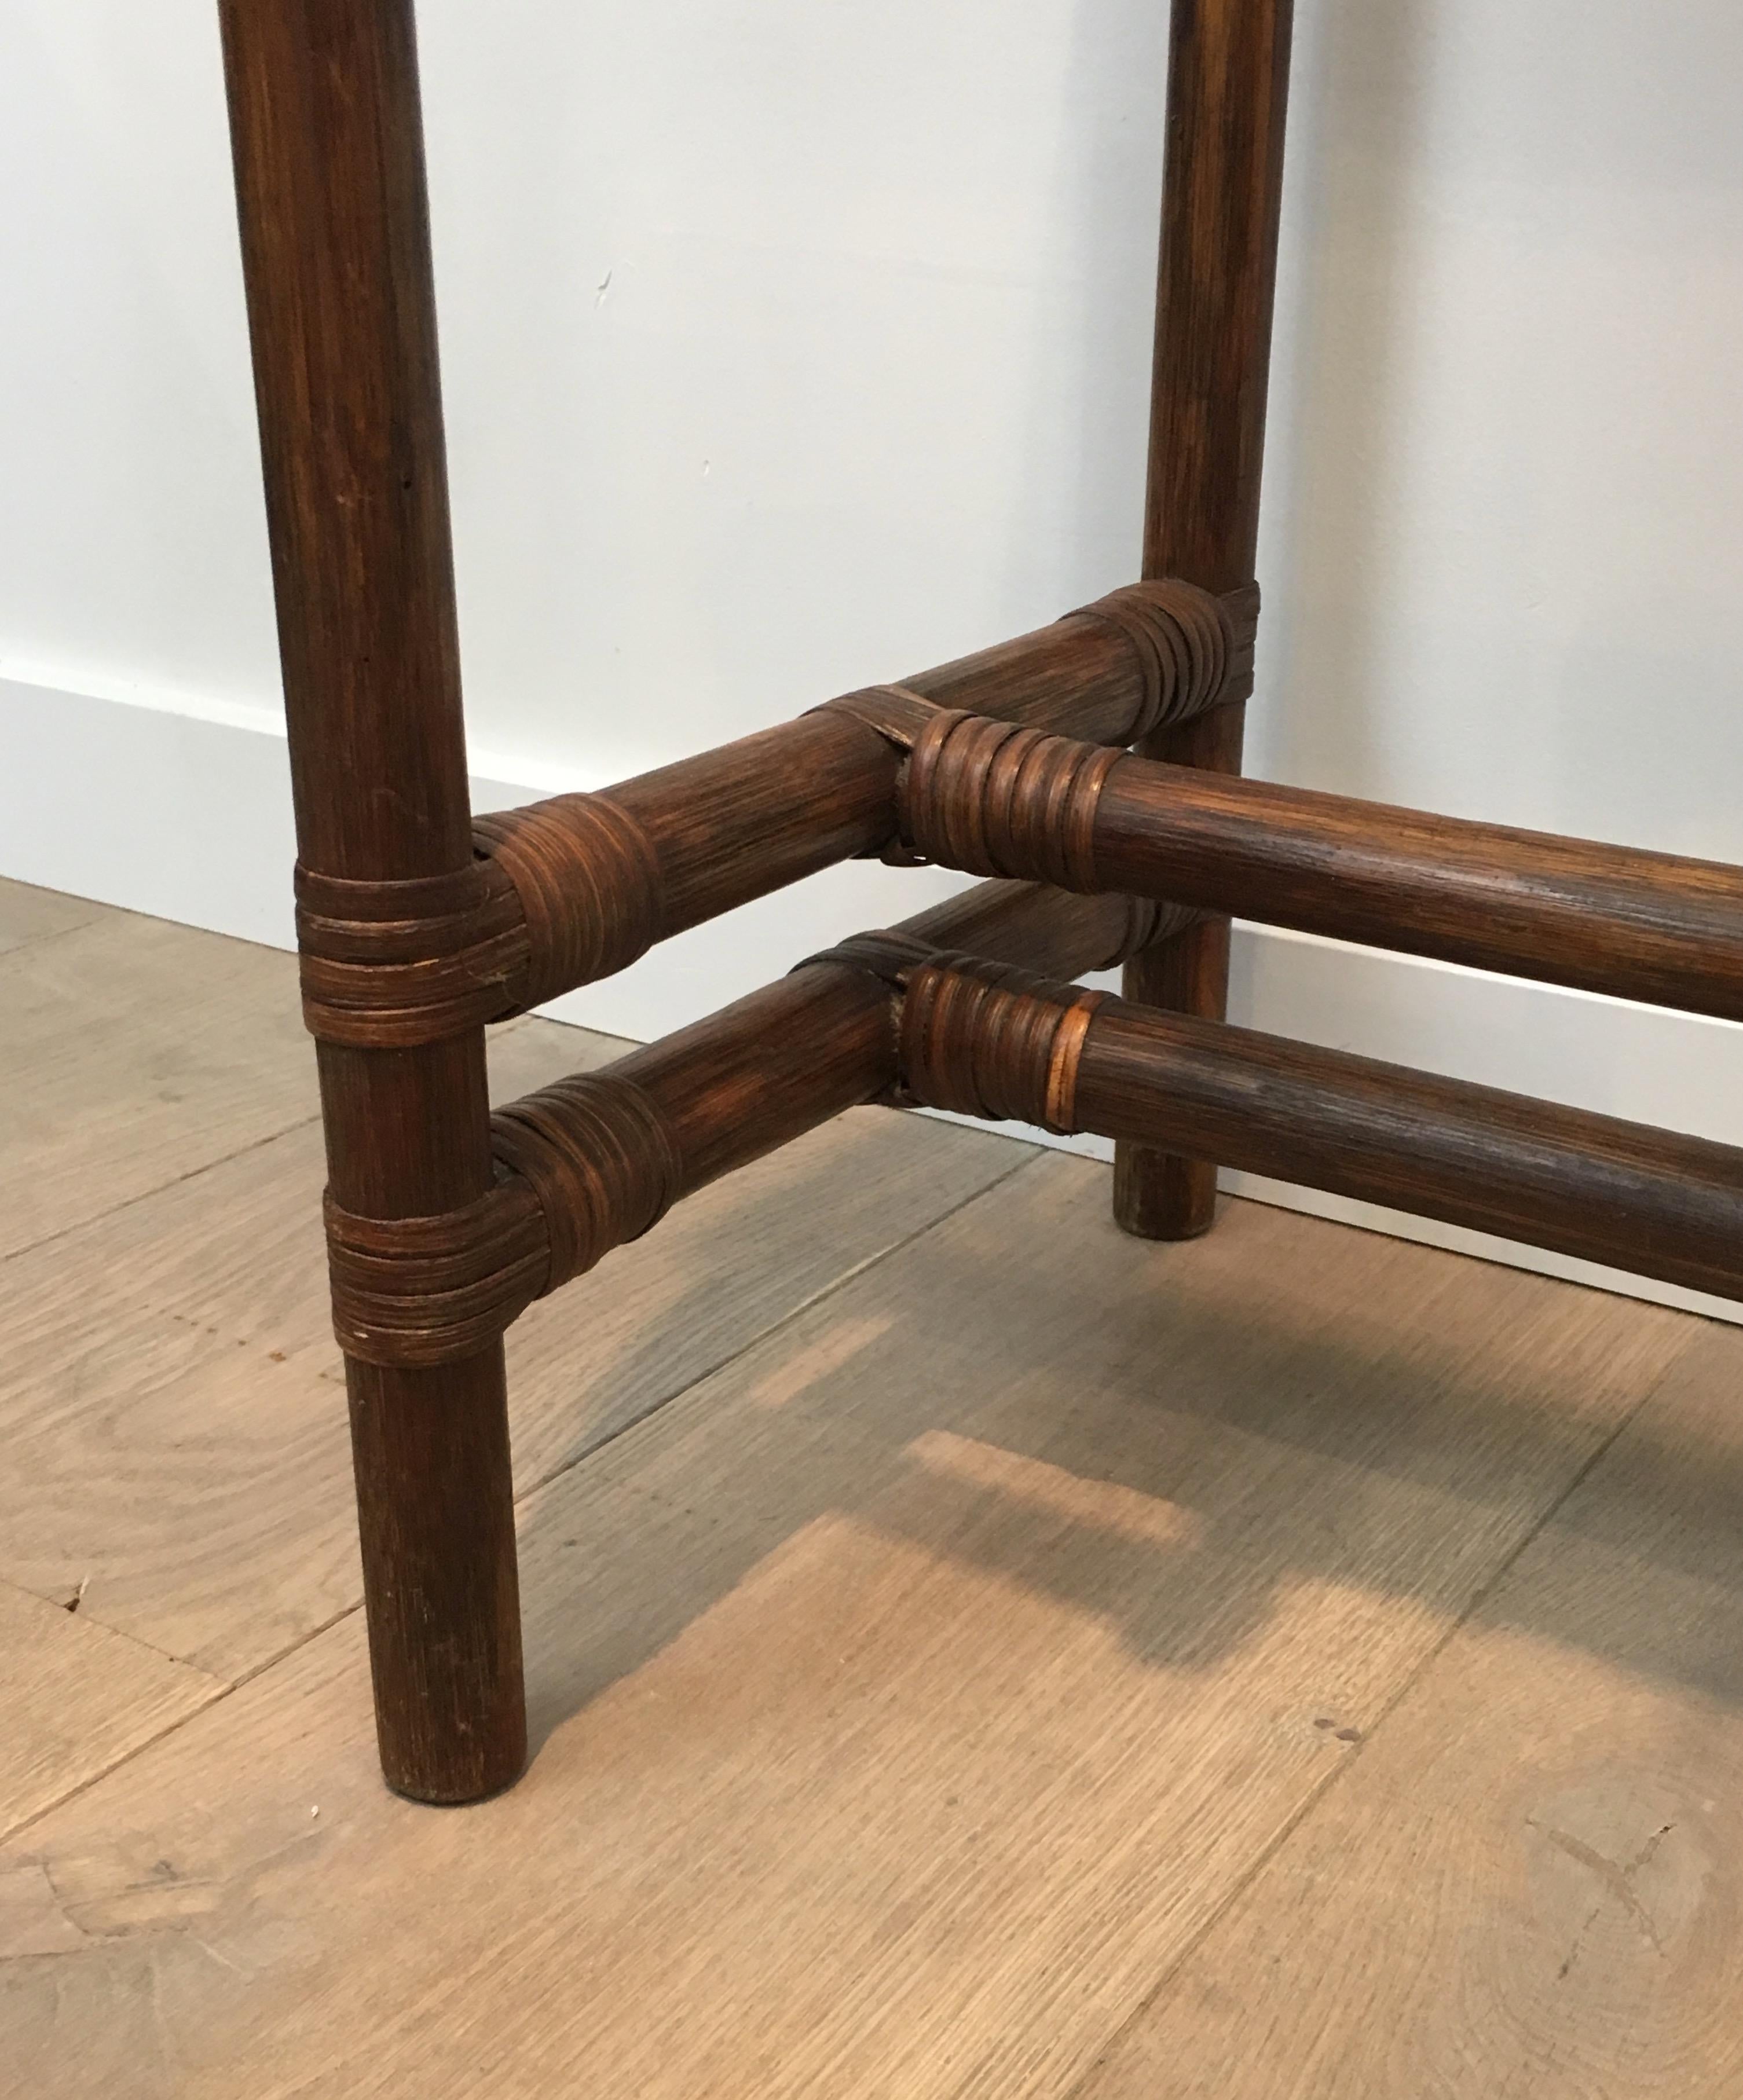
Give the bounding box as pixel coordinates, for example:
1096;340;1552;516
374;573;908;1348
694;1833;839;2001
472;794;664;1010
294;861;525;1049
900;954;1107;1135
900;712;1123;889
1066;578;1253;740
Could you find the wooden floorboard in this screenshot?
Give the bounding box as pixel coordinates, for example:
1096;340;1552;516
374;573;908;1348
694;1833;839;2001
0;876;113;957
0;911;316;1259
0;1159;1704;2100
0;1007;1021;1680
6;889;1737;2098
1071;1317;1743;2100
0;1578;222;1846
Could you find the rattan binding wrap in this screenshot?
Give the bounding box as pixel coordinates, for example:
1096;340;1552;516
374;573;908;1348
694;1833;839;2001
1063;577;1250;740
490;1071;682;1293
326;1071;682;1366
471;795;664;1010
900;955;1107;1135
821;579;1249;763
297;796;664;1050
324;1179;549;1369
294;577;1249;1051
898;713;1122;889
294;862;524;1049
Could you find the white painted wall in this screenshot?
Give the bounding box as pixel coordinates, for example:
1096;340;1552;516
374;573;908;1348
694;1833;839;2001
4;1;1742;1315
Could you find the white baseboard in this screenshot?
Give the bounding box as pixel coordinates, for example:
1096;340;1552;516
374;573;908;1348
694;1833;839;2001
6;673;1739;1326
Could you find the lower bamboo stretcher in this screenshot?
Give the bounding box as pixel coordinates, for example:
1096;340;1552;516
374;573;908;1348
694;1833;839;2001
326;871;1743;1377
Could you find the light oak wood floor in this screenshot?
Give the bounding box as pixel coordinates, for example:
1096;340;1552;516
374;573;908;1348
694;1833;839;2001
3;874;1741;2098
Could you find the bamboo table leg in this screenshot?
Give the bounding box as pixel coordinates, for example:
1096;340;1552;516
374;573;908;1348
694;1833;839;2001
1116;0;1296;1240
219;0;525;1802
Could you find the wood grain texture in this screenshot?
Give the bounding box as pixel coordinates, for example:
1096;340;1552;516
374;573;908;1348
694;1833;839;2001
0;913;316;1259
0;1578;222;1846
892;721;1743;1022
1114;710;1240;1237
442;577;1251;1029
0;877;112;958
351;877;1180;1376
1142;0;1295;591
0;1168;1699;2100
1093;753;1743;1021
1120;0;1295;1235
1074;1320;1743;2100
0;1013;1018;1682
219;0;519;1800
1075;993;1743;1304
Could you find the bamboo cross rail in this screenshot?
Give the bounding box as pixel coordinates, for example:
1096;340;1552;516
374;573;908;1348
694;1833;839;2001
217;0;1742;1802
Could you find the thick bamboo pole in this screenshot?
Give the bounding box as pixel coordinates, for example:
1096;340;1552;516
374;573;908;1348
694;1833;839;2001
1089;760;1743;1022
444;578;1251;1024
1119;0;1296;1237
500;880;1176;1212
1079;996;1743;1303
894;717;1743;1024
219;0;523;1802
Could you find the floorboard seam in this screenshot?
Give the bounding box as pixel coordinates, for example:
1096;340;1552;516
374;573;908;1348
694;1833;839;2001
1056;1339;1697;2099
0;1600;374;1850
0;1572;231;1680
0;910;113;966
0;1677;233;1851
0;1113;328;1271
223;1601;368;1695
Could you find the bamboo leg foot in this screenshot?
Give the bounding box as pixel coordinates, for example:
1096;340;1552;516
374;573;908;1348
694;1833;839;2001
349;1351;525;1804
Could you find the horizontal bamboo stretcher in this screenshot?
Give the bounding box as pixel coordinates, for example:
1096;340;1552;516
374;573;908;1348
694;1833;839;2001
306;651;1743;1371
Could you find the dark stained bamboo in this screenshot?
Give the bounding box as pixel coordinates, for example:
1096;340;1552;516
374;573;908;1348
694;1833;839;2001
1075;995;1743;1304
902;608;1159;746
464;579;1252;1017
734;921;1743;1309
539;879;1180;1202
584;592;1167;947
891;713;1743;1023
325;878;1182;1377
219;0;524;1802
896;881;1199;984
1120;0;1296;1237
1090;760;1743;1022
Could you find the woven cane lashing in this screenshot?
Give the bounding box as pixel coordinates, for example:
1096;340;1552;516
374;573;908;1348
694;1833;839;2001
899;954;1105;1135
490;1071;682;1296
292;578;1251;1053
471;794;663;1010
822;580;1251;762
898;713;1123;889
295;793;662;1049
323;1179;548;1369
294;860;526;1049
324;1071;683;1367
1063;577;1247;741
